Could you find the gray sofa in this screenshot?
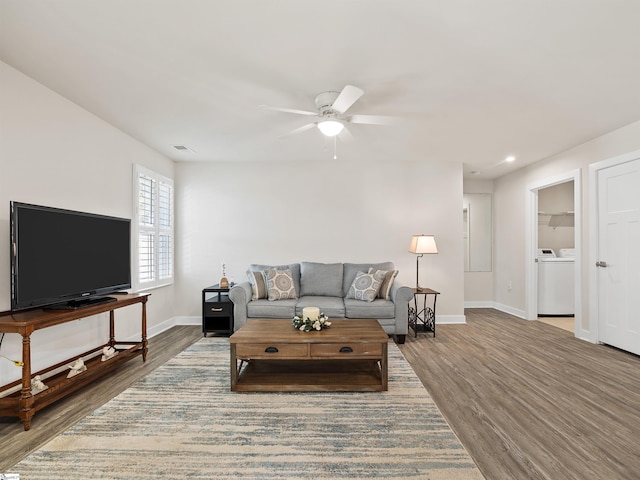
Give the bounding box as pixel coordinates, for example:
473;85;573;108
228;261;413;343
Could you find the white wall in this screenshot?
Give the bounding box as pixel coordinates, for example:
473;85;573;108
463;179;494;305
174;159;465;322
493;119;640;337
0;61;175;384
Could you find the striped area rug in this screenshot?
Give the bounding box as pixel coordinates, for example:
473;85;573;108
11;338;483;479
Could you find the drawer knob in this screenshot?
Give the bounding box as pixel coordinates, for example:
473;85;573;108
265;346;279;353
210;307;223;312
339;346;353;353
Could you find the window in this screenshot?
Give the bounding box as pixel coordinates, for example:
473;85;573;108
133;165;174;290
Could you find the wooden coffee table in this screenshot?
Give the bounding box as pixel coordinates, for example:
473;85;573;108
230;319;388;392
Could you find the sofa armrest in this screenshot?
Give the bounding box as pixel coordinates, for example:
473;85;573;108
229;282;252;330
390;281;414;336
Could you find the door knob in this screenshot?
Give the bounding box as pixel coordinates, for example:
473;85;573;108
596;261;608;268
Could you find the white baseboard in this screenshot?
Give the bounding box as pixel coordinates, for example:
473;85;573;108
436;315;467;324
492;303;527;319
464;301;495;309
173;315;201;326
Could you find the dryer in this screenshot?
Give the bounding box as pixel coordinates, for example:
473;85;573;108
538;248;575;315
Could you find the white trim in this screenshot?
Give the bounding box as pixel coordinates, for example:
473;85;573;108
132;164;174;292
588;149;640;346
436;315;467;325
464;301;495;309
525;169;583;339
493;302;527;319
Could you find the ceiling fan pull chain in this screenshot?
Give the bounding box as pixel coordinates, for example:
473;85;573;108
334;136;338;160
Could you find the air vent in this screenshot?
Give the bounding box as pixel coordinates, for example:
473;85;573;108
172;145;196;153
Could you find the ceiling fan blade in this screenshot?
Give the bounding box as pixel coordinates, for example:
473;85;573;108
260;105;317;116
348;114;395;125
331;85;364;114
278;122;316;138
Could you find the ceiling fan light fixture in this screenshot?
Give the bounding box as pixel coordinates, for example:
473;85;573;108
317;120;344;137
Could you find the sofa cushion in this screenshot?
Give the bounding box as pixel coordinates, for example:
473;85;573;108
344;298;395;319
368;268;399;300
246;270;268;300
346;270;386;302
342;262;395;296
249;263;301;294
247;298;297;318
300;262;344;297
265;268;298;301
296;295;346;318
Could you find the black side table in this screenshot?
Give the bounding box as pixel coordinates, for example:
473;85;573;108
202;284;233;336
408;288;439;337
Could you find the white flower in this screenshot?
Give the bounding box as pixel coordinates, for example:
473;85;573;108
299;325;306;331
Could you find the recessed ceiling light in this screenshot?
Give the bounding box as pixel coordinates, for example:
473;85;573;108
505;155;516;163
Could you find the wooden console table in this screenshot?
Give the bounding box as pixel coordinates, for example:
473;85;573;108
0;293;149;430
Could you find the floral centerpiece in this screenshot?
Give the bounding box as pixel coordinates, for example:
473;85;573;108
292;313;331;332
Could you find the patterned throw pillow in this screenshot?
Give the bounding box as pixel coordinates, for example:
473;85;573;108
346;270;386;302
265;268;298;301
368;268;399;300
246;270;268;300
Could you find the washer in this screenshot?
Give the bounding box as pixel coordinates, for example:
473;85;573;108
538;248;575;316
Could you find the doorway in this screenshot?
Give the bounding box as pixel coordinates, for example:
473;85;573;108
525;169;582;338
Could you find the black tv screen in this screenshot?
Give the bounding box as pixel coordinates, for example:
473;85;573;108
10;202;131;311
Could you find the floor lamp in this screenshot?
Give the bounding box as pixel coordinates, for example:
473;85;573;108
409;234;438;291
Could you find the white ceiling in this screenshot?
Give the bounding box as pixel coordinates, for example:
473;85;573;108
2;1;640;179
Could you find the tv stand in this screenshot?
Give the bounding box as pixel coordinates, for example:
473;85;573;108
0;293;149;430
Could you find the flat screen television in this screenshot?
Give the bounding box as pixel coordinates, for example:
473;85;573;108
10;202;131;311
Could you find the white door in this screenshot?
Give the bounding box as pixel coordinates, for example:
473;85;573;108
597;158;640;354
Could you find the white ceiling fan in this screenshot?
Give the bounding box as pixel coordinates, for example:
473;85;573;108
261;85;394;138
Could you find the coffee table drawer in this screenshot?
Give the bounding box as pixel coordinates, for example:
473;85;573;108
235;343;309;359
310;343;383;357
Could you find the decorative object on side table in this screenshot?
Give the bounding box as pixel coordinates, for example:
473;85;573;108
292;308;331;332
67;358;87;378
101;345;118;361
219;262;229;289
409;234;438;292
31;375;49;394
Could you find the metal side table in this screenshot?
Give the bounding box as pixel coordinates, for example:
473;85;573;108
408;288;439;337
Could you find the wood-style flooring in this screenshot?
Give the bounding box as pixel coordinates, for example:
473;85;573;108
2;311;640;479
400;308;640;480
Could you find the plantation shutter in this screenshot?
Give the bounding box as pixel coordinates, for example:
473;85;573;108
134;165;174;290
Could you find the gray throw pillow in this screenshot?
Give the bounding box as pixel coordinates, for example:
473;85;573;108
300;262;344;297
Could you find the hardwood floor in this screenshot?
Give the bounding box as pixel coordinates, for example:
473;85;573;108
399;308;640;480
3;311;640;479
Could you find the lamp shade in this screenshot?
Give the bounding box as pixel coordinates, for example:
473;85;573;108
317;120;344;137
409;234;438;254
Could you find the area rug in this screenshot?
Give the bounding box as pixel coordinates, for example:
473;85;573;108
10;338;484;480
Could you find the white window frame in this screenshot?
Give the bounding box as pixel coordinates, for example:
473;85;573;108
132;164;174;291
